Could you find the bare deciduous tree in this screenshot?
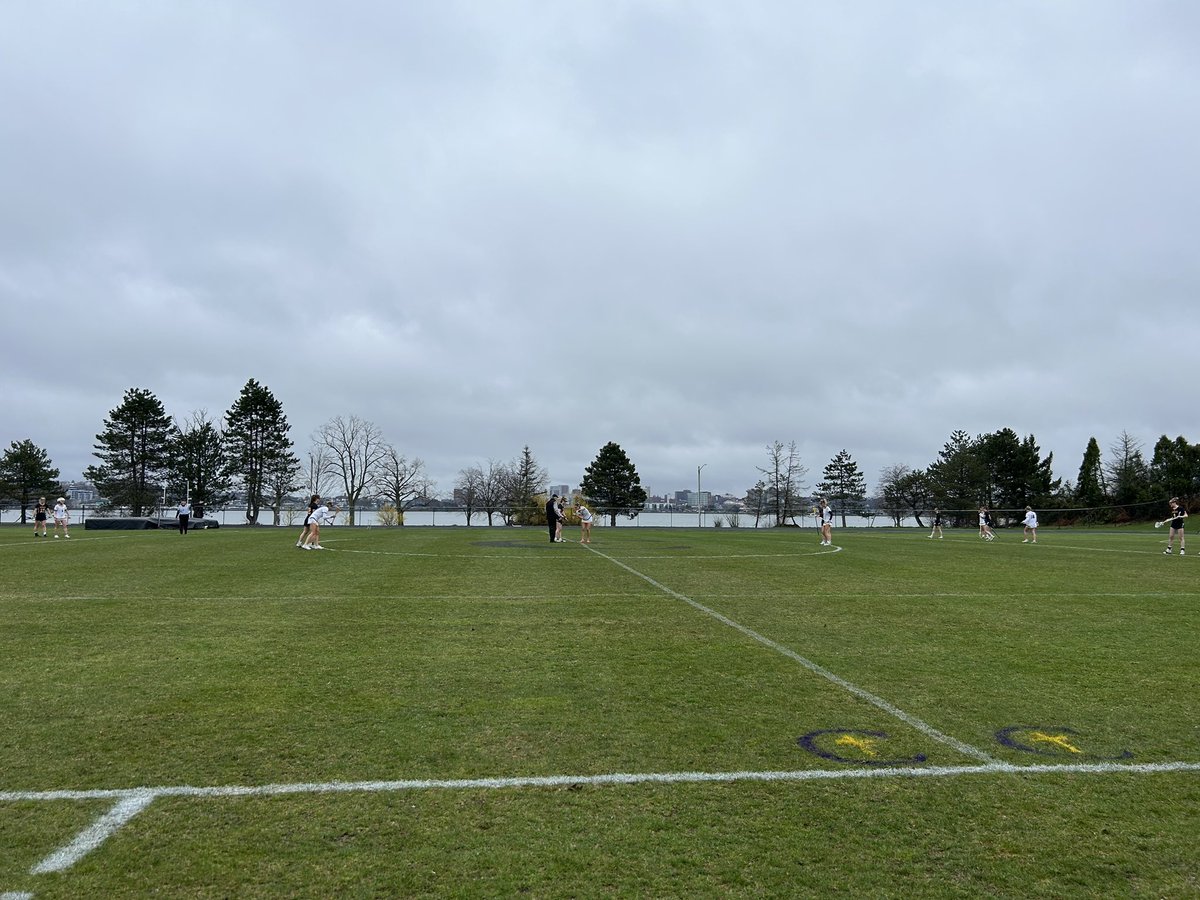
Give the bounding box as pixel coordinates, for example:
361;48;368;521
454;465;484;525
477;460;511;526
315;415;389;525
302;446;335;501
375;445;434;525
756;440;808;527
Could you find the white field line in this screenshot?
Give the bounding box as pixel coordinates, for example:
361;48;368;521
893;535;1178;556
5;761;1199;875
4;759;1200;806
0;533;136;551
29;794;154;874
1;892;35;900
587;544;1000;765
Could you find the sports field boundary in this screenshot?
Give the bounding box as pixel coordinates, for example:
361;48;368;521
5;760;1200;878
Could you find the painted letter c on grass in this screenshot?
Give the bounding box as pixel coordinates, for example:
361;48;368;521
995;725;1133;760
797;729;928;766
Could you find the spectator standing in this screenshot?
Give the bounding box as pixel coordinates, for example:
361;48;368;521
176;499;192;535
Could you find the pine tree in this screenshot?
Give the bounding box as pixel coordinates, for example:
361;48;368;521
84;388;175;515
580;442;648;526
1105;431;1152;509
501;446;548;526
1075;437;1107;510
0;439;63;523
222;379;298;525
926;430;987;522
1149;435;1200;502
170;411;234;516
816;449;867;527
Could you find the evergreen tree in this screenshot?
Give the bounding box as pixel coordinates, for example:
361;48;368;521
580;441;648;526
170;410;234;515
1149;435;1200;502
222;379;298;525
976;428;1060;514
1075;437;1107;509
816;449;867;527
0;439;63;523
1105;431;1152;509
501;446;548;526
84;388;175;515
926;430;987;523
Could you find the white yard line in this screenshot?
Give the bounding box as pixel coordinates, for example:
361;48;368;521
29;795;154;874
4;759;1199;806
587;544;1000;764
5;760;1199;876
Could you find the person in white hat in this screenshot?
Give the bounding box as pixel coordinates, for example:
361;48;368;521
53;497;71;539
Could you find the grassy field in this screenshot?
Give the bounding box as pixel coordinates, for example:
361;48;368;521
1;522;1197;897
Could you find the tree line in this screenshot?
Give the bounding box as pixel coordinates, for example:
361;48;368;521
0;383;651;527
1;385;1195;527
874;428;1198;526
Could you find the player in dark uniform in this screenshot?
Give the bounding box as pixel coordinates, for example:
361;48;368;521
929;508;945;539
546;494;561;543
1163;497;1187;556
33;496;49;537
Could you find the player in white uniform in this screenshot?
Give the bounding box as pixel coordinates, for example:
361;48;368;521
979;507;996;542
303;503;338;550
52;498;71;538
1022;507;1038;543
577;502;594;544
818;498;833;546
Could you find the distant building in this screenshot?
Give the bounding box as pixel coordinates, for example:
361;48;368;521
63;481;97;505
549;484;571;498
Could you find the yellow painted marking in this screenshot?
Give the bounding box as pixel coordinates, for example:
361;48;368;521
834;735;879;758
1029;732;1082;754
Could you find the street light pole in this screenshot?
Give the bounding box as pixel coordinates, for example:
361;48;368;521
697;464;706;529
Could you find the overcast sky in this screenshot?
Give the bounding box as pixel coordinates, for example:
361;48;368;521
3;1;1198;500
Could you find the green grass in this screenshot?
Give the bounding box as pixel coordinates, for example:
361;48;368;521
1;523;1198;897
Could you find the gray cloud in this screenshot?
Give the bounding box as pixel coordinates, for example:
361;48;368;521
3;1;1198;498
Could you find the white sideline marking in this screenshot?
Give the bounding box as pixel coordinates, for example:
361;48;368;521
29;794;154;874
4;759;1199;806
2;892;35;899
587;545;999;765
5;761;1198;874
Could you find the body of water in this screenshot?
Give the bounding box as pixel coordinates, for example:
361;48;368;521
209;509;922;529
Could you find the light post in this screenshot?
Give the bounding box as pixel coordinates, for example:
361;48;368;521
697;464;706;529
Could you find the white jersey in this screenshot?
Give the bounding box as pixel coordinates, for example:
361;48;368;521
53;503;69;521
1024;511;1038;528
819;506;834;525
577;505;593;523
312;505;337;525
